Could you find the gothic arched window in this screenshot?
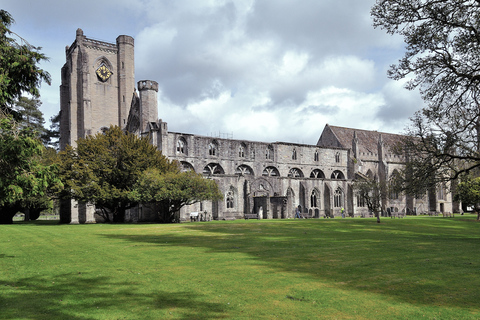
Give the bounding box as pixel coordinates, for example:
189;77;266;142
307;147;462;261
226;189;235;209
236;165;254;176
203;163;225;175
262;166;280;177
177;138;187;154
209;140;218;156
239;143;246;158
356;193;365;207
334;188;344;207
438;182;447;200
310;169;325;179
266;145;274;160
288;168;304;178
311;189;320;208
331;170;345;180
180;161;194;172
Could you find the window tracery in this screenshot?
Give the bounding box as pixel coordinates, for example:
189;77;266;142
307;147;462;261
226;189;235;209
310;169;325;179
311;189;320;208
356;193;365;207
288;168;304;178
262;166;279;177
203;163;224;175
239;143;246;158
266;145;274;160
236;165;254;176
209;141;218;156
334;188;344;207
177;138;186;154
331;170;345;180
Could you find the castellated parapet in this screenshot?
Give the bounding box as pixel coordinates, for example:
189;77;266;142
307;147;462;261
116;34;135;47
138;80;159;92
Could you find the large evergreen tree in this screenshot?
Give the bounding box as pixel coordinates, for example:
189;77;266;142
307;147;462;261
0;10;50;118
14;96;45;134
0;10;58;223
0;117;62;224
42;112;60;149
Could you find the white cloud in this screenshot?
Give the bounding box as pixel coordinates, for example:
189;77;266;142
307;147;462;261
2;0;417;143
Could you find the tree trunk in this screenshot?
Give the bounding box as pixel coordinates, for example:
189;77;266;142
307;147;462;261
113;206;126;223
375;209;381;223
0;205;22;224
0;212;14;224
29;208;41;220
157;201;177;223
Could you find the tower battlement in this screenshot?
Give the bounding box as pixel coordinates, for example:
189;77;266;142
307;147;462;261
138;80;159;92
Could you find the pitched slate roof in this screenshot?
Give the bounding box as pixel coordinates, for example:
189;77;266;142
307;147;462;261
317;124;404;155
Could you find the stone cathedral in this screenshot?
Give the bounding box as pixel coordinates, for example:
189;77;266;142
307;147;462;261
59;29;454;223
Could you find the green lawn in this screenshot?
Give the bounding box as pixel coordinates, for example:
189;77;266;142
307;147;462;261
1;216;479;319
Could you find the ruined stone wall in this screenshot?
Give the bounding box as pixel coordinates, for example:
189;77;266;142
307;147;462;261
146;126;355;221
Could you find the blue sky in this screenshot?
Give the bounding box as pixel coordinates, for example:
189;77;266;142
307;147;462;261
2;0;422;144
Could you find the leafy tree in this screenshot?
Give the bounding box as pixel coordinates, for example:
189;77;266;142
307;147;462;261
0;10;51;118
0;116;62;224
0;11;57;223
353;177;386;223
133;169;223;223
454;176;480;220
59;126;178;222
371;1;480;189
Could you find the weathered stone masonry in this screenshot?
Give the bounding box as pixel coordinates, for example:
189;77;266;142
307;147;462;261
59;30;454;223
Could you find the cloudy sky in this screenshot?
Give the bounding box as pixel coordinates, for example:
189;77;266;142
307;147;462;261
3;0;422;144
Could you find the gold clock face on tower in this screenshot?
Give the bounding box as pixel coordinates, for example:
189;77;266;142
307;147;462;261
96;64;112;82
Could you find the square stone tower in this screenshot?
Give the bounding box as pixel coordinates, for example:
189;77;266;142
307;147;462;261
60;28;135;149
59;29;135;223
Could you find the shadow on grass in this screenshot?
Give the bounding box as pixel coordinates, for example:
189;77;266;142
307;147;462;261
0;273;227;320
101;218;480;310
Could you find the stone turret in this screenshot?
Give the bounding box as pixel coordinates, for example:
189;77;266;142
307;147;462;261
116;35;135;128
138;80;159;132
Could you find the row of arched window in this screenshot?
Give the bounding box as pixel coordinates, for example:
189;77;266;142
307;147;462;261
182;161;345;179
176;138;342;163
